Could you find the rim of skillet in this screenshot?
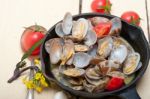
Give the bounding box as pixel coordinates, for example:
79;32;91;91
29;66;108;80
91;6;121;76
40;13;150;97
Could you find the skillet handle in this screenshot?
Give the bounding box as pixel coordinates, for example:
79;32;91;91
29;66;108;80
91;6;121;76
119;86;141;99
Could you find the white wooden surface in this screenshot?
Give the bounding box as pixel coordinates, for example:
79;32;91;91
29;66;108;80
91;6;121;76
0;0;149;99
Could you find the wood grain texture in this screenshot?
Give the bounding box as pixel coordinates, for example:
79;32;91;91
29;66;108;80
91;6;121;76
0;0;149;99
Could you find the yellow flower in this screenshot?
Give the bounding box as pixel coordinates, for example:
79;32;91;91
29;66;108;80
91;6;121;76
35;73;42;80
35;86;43;93
40;79;48;87
34;59;40;65
22;71;49;93
25;80;34;89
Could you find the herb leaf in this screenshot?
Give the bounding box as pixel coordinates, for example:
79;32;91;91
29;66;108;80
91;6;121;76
21;39;44;61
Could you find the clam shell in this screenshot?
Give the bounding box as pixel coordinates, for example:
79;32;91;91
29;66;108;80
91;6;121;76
85;75;109;86
55;23;65;37
87;45;98;57
67;77;83;86
66;55;74;65
107;60;121;69
107;71;125;79
109;17;122;36
99;60;118;76
93;78;109;92
73;52;91;68
87;20;93;30
84;29;97;47
97;36;113;58
63;68;85;77
90;17;109;26
61;39;74;65
90;57;105;65
72;18;88;41
74;44;89;52
124;74;135;85
45;38;63;64
83;80;96;92
123;52;141;75
62;12;73;35
52;65;71;86
135;62;142;72
109;44;128;64
113;37;134;53
85;67;101;80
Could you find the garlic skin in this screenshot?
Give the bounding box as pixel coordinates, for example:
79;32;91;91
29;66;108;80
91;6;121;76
54;91;68;99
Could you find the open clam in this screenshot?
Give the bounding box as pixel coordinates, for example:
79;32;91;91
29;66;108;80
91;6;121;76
73;52;91;68
112;37;134;53
63;68;85;77
85;67;101;80
45;38;63;64
62;12;73;35
66;55;74;65
107;71;125;79
74;44;89;52
109;44;128;64
83;80;96;92
51;65;72;86
85;75;109;87
90;17;109;26
88;45;98;58
55;23;65;37
90;57;105;65
84;29;97;47
123;52;141;75
87;20;93;30
67;77;84;86
93;78;110;93
97;36;113;58
109;17;122;36
72;18;88;41
99;60;118;76
61;39;74;65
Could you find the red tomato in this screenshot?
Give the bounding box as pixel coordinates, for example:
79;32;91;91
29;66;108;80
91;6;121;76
121;11;140;26
93;22;112;38
91;0;112;14
106;77;124;91
21;25;46;56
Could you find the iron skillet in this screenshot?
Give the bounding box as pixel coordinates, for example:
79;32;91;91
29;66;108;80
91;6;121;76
40;13;150;99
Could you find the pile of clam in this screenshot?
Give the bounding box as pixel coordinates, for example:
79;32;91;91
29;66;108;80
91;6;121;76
45;13;142;93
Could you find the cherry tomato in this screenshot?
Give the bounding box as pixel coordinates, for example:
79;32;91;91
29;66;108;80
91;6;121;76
93;22;112;38
106;77;124;91
121;11;140;26
21;25;46;56
91;0;112;14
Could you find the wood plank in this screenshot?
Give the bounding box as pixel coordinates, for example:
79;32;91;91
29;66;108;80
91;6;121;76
146;0;150;42
0;0;79;99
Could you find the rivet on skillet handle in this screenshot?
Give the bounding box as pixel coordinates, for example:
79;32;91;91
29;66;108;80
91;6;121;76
119;86;141;99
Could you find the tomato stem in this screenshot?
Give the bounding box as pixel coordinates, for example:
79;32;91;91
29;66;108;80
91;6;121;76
35;24;41;32
97;0;112;14
130;16;140;26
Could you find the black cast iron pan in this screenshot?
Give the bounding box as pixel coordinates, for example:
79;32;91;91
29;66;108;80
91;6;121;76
40;13;150;99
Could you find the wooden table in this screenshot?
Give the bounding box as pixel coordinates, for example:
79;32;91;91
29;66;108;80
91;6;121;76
0;0;149;99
